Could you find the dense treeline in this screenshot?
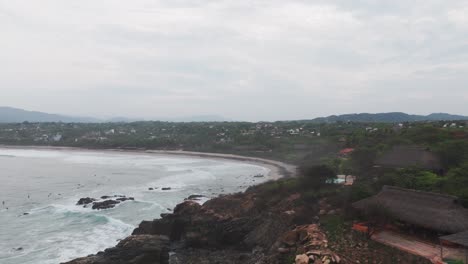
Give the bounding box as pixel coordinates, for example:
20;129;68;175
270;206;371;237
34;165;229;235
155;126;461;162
1;120;467;205
327;124;468;207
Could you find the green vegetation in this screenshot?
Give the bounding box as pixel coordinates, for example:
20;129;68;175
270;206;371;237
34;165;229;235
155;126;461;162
1;119;467;205
299;165;336;190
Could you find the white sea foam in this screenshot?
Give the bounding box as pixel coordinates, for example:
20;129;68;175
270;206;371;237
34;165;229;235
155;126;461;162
0;148;270;264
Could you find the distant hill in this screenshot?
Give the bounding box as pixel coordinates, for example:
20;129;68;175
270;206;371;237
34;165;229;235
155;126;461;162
308;112;468;123
0;107;230;123
1;107;466;124
0;107;99;123
161;115;230;122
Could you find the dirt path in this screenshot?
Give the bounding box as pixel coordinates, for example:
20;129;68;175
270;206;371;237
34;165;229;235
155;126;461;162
373;230;466;263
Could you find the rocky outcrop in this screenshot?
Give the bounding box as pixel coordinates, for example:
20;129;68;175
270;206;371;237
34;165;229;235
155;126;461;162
116;197;135;202
131;187;324;263
92;200;121;210
63;235;169;264
76;197;96;205
76;195;135;210
100;195;126;199
277;224;341;263
185;194;205;201
67;184;338;264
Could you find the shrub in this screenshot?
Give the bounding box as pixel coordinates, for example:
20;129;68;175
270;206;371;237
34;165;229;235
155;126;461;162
298;165;337;190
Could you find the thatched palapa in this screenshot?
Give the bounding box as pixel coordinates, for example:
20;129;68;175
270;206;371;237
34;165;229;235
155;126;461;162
353;186;468;234
440;231;468;247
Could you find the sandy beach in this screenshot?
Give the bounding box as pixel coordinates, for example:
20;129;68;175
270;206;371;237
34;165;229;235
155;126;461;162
0;145;296;180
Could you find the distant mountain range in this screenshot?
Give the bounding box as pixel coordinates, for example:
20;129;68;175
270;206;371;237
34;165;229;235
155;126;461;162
0;107;229;123
0;107;100;123
0;107;467;123
308;112;468;123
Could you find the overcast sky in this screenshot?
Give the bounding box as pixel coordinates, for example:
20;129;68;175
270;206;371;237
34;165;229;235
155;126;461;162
0;0;467;121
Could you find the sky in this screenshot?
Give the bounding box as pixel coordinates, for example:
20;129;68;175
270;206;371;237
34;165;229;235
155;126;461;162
0;0;467;121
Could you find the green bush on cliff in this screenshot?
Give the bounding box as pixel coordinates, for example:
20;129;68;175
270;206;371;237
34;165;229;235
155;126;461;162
298;165;337;190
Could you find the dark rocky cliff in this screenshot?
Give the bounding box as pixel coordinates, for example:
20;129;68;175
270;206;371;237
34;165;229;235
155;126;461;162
64;180;432;264
64;183;328;264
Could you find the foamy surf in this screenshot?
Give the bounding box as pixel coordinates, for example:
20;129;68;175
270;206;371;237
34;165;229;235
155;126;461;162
0;148;273;264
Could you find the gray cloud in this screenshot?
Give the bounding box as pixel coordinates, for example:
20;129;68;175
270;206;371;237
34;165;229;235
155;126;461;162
0;0;467;121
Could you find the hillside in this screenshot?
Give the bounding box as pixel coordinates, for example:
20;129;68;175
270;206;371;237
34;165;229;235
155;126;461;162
0;107;230;123
308;112;468;123
0;107;98;123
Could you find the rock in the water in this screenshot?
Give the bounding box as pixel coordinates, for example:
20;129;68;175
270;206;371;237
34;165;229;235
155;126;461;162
116;197;135;202
101;195;125;199
253;174;264;178
185;194;205;200
92;200;120;210
76;197;96;205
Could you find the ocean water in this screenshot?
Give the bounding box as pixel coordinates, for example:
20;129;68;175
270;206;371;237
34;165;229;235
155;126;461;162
0;148;270;264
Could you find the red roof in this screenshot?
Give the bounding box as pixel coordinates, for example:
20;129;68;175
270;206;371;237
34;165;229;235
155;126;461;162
339;148;355;155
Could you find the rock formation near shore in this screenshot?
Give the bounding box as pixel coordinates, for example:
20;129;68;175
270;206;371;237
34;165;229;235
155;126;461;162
64;183;343;264
76;195;135;210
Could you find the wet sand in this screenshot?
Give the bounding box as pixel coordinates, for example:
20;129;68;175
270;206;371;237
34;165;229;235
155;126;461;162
0;145;296;180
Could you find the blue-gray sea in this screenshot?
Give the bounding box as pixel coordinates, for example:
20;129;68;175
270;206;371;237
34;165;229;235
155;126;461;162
0;148;269;264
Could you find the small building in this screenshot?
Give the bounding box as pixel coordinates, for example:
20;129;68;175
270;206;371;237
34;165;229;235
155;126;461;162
339;148;355;157
336;175;356;186
52;133;62;142
353;186;468;234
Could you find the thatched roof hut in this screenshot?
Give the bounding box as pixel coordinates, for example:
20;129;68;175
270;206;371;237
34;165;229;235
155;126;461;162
353;186;468;234
375;146;442;170
440;231;468;247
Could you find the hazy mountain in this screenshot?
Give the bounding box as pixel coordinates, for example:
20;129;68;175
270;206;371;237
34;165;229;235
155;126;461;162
1;107;465;124
160;115;230;122
0;107;99;123
0;107;230;123
308;112;468;123
106;117;141;123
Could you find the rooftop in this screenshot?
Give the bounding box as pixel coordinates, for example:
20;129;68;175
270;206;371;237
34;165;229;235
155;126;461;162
440;231;468;248
353;186;468;234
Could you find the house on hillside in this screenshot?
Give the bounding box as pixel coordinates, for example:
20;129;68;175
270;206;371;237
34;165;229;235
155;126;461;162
353;186;468;234
339;148;354;157
375;146;442;172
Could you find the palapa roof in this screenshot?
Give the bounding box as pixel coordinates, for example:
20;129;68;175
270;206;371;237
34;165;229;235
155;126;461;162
375;146;442;170
440;231;468;247
353;186;468;234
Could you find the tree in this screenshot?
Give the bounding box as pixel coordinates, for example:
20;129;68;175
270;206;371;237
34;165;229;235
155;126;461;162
443;162;468;207
299;165;337;190
350;147;377;176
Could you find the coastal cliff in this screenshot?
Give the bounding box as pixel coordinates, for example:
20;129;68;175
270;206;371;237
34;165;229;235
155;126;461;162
64;176;432;264
64;181;336;264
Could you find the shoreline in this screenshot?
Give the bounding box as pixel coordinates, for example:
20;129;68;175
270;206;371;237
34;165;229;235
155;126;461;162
0;145;296;264
0;145;296;180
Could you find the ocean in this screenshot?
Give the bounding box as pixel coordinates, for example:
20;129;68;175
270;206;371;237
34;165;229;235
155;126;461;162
0;148;270;264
